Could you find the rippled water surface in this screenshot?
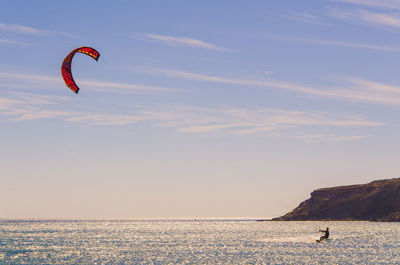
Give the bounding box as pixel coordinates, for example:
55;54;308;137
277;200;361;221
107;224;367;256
1;220;399;264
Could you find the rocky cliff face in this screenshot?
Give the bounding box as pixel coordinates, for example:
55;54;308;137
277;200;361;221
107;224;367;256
273;178;400;221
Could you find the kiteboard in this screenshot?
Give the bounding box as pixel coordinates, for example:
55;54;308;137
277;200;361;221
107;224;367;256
316;238;330;243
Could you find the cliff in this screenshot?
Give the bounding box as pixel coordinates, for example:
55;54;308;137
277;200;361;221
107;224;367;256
273;178;400;221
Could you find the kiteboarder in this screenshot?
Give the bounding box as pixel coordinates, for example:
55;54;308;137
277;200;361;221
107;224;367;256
317;227;329;242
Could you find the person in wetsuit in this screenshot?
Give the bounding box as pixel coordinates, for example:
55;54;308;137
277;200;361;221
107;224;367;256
319;227;329;241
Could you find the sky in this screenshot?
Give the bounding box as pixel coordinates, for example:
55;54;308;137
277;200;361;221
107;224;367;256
1;0;400;219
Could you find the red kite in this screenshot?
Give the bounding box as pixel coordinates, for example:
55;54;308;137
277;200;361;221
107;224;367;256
61;47;100;94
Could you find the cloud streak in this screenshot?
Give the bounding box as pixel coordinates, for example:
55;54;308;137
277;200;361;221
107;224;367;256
0;90;382;141
276;11;324;25
0;38;30;46
328;7;400;29
132;66;400;105
150;106;381;135
266;35;400;52
0;97;21;110
0;71;178;94
292;133;368;143
141;33;228;51
0;22;48;35
334;0;400;10
64;114;149;125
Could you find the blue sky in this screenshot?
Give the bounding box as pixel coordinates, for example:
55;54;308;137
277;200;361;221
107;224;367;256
1;0;400;218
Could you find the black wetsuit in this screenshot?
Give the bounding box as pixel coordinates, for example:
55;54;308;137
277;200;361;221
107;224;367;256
320;228;329;241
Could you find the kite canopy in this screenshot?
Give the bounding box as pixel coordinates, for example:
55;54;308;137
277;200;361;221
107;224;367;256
61;46;100;94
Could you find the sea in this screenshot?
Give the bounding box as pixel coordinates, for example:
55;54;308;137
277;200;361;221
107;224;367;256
0;219;399;264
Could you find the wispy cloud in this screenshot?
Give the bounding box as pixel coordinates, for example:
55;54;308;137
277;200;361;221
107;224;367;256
0;90;382;141
334;0;400;10
264;71;274;76
0;91;145;124
64;114;149;125
265;35;400;52
131;66;400;105
0;22;48;35
328;7;400;29
0;21;75;38
139;105;382;137
0;72;59;83
276;10;323;24
0;38;30;46
80;80;178;94
4;108;70;121
0;97;21;110
2;91;71;105
344;77;400;94
0;71;178;94
140;33;228;51
293;133;368;143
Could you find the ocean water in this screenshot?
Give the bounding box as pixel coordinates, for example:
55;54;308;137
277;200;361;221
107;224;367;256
0;220;399;264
